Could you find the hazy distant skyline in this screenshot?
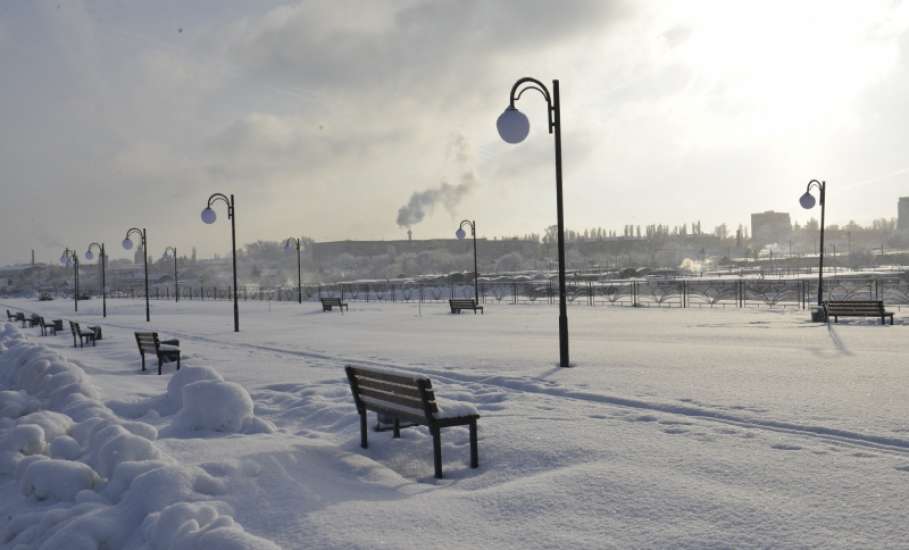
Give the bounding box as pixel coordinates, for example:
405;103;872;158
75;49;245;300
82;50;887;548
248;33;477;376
2;0;909;266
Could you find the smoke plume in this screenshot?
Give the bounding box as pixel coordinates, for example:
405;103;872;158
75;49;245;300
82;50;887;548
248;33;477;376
396;134;477;228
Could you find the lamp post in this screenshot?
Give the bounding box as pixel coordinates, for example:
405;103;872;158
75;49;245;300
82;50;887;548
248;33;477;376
456;219;479;305
60;248;79;312
201;193;239;332
163;246;179;303
123;227;150;322
85;242;107;317
283;237;304;304
497;77;570;367
799;179;826;310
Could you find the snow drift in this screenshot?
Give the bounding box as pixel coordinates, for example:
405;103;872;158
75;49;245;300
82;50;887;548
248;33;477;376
0;322;280;549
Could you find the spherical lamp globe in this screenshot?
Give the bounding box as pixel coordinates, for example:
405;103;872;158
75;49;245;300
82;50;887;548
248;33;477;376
84;250;94;261
496;107;530;144
201;207;217;224
122;238;133;250
799;192;816;210
455;227;466;240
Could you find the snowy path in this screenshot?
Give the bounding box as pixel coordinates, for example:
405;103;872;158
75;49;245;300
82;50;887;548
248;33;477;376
3;298;909;548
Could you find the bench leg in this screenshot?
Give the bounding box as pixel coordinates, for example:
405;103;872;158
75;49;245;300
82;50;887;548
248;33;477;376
359;410;368;449
393;418;400;438
177;354;181;370
432;426;443;479
469;419;479;469
140;353;146;372
158;355;163;376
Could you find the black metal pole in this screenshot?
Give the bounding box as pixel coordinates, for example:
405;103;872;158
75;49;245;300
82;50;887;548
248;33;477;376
143;229;150;322
74;255;79;313
230;194;239;332
174;248;179;303
297;240;302;304
101;244;106;317
471;222;479;304
817;183;826;307
553;80;569;368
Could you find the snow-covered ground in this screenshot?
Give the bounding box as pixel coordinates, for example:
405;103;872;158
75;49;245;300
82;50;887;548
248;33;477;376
2;297;909;548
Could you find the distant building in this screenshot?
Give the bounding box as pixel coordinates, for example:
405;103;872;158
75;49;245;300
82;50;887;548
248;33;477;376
899;197;909;232
751;211;791;246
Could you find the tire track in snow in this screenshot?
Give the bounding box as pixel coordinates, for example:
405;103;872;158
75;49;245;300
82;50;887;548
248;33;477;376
62;318;909;457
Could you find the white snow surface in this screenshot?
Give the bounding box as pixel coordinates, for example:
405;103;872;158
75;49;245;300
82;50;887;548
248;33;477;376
1;297;909;548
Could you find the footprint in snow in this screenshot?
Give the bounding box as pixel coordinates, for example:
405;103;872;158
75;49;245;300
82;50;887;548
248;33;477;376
771;444;803;451
851;452;877;458
663;427;689;435
713;427;738;435
895;465;909;472
628;414;659;423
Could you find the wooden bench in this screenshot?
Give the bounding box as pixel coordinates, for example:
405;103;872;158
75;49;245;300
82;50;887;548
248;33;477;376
321;297;349;312
27;314;41;328
14;312;26;328
134;332;181;375
824;300;894;325
38;317;58;336
345;365;479;479
5;309;15;322
69;321;97;348
449;299;484;314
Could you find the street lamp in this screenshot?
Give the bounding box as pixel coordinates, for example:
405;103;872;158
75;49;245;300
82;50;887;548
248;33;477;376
60;248;79;313
123;227;150;322
163;247;179;303
201;193;239;332
85;242;107;317
498;77;570;367
284;237;304;304
799;179;826;311
456;219;479;305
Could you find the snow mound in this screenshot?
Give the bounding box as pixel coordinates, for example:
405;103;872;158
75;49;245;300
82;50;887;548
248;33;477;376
0;324;280;550
0;390;38;418
20;458;99;501
166;365;224;409
143;501;282;550
169;379;276;435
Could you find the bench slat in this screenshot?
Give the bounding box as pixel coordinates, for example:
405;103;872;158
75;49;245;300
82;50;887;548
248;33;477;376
353;377;424;399
358;386;433;411
348;367;429;387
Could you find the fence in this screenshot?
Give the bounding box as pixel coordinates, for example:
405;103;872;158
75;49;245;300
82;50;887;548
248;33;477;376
77;274;909;310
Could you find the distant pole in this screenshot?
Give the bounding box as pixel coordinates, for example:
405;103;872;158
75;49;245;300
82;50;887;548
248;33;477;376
164;247;179;303
457;220;479;304
86;242;107;317
798;179;825;307
123;227;150;321
284;237;304;304
201;193;239;332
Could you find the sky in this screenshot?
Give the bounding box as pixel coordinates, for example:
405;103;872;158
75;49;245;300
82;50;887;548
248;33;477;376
2;0;909;266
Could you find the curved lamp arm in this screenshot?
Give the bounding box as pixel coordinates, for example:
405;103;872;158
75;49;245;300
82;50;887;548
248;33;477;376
458;219;476;237
283;237;301;251
163;246;177;258
509;77;555;133
206;193;234;219
125;227;146;246
86;242;105;261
